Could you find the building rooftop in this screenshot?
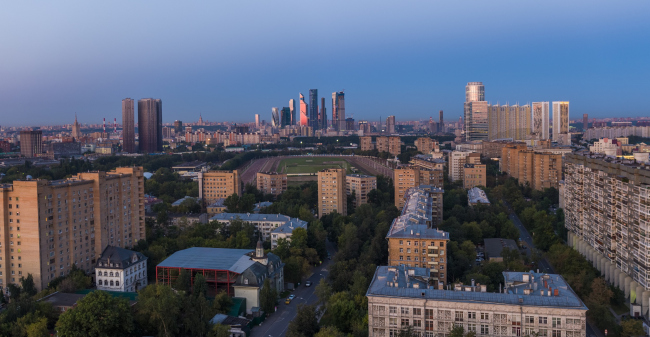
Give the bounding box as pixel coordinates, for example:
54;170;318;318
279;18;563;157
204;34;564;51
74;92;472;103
211;212;305;225
157;247;256;273
411;154;445;163
172;161;207;169
484;238;518;260
387;185;448;240
367;265;588;310
208;198;227;208
172;196;196;207
253;201;273;213
347;174;375;178
96;246;147;270
272;218;308;234
468;187;490;205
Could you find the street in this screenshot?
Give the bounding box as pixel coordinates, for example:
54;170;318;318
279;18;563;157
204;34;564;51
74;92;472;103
250;241;336;337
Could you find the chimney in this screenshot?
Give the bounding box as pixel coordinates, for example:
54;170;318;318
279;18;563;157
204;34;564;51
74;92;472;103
554;289;559;296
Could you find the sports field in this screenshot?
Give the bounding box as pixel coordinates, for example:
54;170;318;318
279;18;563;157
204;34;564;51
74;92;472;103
278;157;355;175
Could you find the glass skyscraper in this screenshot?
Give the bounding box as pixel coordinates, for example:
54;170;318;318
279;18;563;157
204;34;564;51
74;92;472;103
309;89;318;130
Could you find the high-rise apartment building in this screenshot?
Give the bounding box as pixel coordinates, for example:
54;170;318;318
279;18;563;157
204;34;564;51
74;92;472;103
309;89;319;130
564;153;650;292
0;167;145;291
122;98;135;153
319;97;327;130
463;164;486;189
174;120;183;134
359;121;371;134
289;99;297;126
367;267;587;337
388;136;401;156
487;103;531;141
449;151;479;182
552;101;570;145
360;136;374;151
137;98;162;153
501;144;562;190
439;110;444;133
198;170;241;205
317;169;346;217
20;130;43;158
346;174;377;208
532;102;550;140
256;172;287;197
414;137;439;154
464;82;488;141
332;92;346;131
386;116;396;134
583;114;589;131
255;114;260;128
299;94;308;126
394;167;444;209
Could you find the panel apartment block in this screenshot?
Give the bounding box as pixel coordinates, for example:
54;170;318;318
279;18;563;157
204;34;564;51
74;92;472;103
318;169;347;217
198;170;241;205
256;172;287;197
0;167;145;291
346;174;377;208
394;167;444;209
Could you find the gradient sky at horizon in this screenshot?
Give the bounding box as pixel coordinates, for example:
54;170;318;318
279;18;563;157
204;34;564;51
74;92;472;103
1;1;649;126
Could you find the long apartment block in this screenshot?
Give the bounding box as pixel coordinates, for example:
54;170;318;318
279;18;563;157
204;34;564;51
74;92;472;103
564;153;650;295
0;167;145;291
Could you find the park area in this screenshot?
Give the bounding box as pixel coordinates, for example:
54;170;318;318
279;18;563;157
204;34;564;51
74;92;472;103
278;157;357;175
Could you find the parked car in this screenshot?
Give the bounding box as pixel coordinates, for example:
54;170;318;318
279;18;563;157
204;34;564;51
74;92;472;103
305;281;312;287
285;298;291;304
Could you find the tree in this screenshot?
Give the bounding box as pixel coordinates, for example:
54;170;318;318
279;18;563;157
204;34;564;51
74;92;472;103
287;304;319;337
585;277;613;309
620;319;644;337
193;273;208;298
7;283;21;301
260;278;278;314
174;269;191;293
213;291;233;314
20;274;37;297
181;295;213;337
136;284;182;337
315;278;332;304
209;324;231;337
24;317;49;337
56;290;134;337
450;326;465;337
314;326;346;337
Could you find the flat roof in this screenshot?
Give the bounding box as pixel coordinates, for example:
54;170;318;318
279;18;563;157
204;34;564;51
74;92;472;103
468;187;490;204
157;247;255;273
212;212;297;223
484;238;518;259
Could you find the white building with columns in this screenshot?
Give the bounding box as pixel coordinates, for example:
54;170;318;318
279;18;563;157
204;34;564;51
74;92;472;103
95;246;148;292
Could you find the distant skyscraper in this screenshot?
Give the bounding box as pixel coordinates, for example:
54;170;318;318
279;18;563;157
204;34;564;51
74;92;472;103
174;120;183;134
309;89;318;130
281;107;291;127
19;130;42;158
299;93;308;126
289;99;297;125
122;98;135;153
255;114;260;128
532;102;550;140
552;101;570;145
137;98;162;153
464;82;488;141
438;110;444;133
583;113;589;131
332;91;346;130
271;107;280;127
386;116;396;134
71;114;82;140
319;97;327;130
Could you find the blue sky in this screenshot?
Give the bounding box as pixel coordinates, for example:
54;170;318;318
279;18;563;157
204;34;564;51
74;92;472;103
1;1;649;126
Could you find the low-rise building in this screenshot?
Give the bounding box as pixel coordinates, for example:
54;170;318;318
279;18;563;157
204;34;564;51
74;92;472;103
172;161;208;174
270;219;308;249
467;187;490;206
409;154;445;171
207;198;227;215
589;138;622;156
169;213;209;227
95;246;148;292
366;266;587;337
256;172;287;196
210;213;307;242
346;174;377;207
484;238;519;262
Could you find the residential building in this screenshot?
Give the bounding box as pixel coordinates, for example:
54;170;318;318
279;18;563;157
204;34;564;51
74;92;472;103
532;102;550;140
198;170;241;205
552;101;570;145
501;145;562;190
564;153;650;293
414;137;439;154
0;167;145;291
255;114;260;128
20;130;42;157
122;98;135;153
376;137;389;153
394;167;444;209
207;198;227;216
299;93;308;126
210;213;307;247
174;120;183;133
138;98;162;153
386;185;447;286
584;126;650;140
449;151;474;182
332;91;346;131
409;154;445;171
367;267;587;337
309;89;319;130
346;174;377;207
464;82;488;141
95;246;147;292
487;103;532;141
583;114;589;131
468;187;490;206
360;136;375;151
256;172;287;196
463;163;486;189
389;136;401;156
589;138;622;156
481;140;524;159
318;168;347;217
386;116;396;134
156;244;284;314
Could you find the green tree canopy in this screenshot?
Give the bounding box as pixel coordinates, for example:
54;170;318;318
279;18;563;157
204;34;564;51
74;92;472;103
56;291;134;337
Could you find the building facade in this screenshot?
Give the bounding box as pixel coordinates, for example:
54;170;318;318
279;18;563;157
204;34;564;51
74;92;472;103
414;137;439;154
346;174;377;208
532;102;550;140
332;91;346;131
318;168;347;217
501;145;562;190
394;167;444;209
386;116;396;134
20;130;43;158
450;151;473;182
552;101;570;145
589;138;622;156
487;103;532;141
138;98;162;153
0;167;145;291
122;98;135;153
309;89;319;130
210;213;307;247
256;172;287;196
360;136;375;151
198;170;241;205
95;246;147;292
463;164;486;189
299;93;308;126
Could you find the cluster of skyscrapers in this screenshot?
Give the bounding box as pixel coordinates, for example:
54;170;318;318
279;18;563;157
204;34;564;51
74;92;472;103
464;82;570;145
269;90;347;130
121;98;163;153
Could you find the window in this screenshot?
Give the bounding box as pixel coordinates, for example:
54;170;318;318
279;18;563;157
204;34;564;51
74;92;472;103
552;318;561;328
467;323;476;332
512;327;521;336
389;306;397;314
401;319;410;326
98;280;102;285
480;313;489;320
425;320;434;331
389;318;398;327
413;308;421;316
425;309;434;319
468;312;476;320
401;307;410;315
413;319;422;328
455;311;464;322
539;317;547;325
552;330;561;337
399;240;403;245
525;316;534;324
400;248;403;253
538;329;548;337
480;325;489;335
116;281;119;286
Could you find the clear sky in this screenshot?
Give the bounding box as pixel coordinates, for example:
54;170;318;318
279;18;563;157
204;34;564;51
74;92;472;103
1;1;649;126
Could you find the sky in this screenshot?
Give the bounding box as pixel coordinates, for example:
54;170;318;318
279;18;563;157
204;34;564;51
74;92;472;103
1;1;649;126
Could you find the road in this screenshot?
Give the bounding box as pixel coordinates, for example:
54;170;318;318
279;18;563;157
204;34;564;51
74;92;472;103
250;241;336;337
505;203;603;337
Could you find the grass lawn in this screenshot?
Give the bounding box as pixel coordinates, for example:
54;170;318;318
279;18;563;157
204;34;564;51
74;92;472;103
278;157;355;174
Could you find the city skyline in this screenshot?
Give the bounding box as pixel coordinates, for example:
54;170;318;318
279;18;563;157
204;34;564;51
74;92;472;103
1;1;649;126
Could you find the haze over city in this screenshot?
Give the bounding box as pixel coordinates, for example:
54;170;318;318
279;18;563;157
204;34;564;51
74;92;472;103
1;0;649;126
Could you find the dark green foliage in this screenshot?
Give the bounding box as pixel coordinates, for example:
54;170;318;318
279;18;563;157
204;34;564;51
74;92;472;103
287;304;319;337
260;278;278;314
56;291;134;337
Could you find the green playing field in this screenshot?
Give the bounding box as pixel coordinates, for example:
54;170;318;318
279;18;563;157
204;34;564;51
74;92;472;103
278;157;353;174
